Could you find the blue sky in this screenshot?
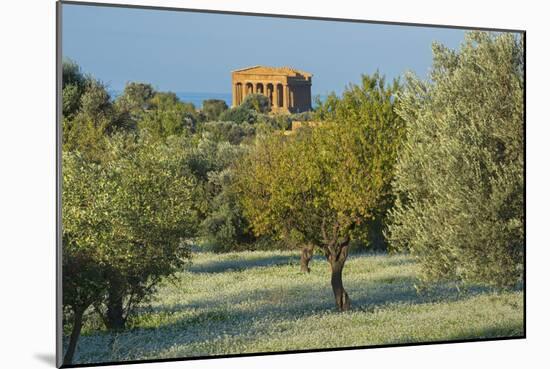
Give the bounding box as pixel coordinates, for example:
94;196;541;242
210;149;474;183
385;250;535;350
62;3;467;96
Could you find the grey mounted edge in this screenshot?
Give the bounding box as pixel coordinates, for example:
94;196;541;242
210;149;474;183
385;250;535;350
56;1;63;367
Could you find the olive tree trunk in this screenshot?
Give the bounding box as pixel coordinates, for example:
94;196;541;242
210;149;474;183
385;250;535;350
105;287;125;330
328;244;351;311
63;307;84;365
300;245;314;273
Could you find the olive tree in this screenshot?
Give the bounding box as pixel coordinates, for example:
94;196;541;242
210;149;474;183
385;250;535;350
235;74;403;310
62;134;197;364
387;32;524;288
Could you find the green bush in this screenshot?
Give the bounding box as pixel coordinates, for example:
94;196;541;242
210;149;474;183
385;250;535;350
240;93;271;113
200;168;255;253
219;105;257;124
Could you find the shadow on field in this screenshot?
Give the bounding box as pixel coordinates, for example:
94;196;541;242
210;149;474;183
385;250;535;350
187;254;299;274
72;254;513;364
178;276;492;316
94;277;497;363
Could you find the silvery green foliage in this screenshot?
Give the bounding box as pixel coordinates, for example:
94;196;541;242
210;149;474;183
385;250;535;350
387;32;524;288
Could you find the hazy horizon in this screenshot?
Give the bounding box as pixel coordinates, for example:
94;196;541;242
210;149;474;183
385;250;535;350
62;3;467;97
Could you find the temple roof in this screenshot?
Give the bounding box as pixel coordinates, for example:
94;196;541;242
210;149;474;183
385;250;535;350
232;65;312;78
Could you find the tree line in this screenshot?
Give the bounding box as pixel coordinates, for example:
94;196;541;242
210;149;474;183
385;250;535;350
61;32;524;364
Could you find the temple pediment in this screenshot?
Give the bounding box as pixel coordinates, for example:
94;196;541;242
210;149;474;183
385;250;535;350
232;65;312;79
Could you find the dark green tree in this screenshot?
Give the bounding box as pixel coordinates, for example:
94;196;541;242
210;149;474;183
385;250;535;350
62;59;87;119
115;82;155;117
202;99;229;121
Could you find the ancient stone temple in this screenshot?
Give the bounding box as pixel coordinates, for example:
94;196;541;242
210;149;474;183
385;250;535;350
231;66;312;113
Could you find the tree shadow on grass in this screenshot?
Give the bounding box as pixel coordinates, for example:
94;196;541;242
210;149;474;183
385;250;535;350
187;254;299;274
72;257;521;365
83;277;503;364
136;271;499;323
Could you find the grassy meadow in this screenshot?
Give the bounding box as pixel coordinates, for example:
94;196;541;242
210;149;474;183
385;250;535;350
69;250;524;364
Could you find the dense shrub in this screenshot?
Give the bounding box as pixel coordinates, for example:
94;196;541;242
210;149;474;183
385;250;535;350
240;93;271;113
199;121;255;145
219;94;271;124
200;168;255;252
185;135;256;251
219;105;257;124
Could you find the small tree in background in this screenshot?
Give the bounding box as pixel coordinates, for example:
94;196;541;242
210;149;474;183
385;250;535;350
62;59;87;120
115;82;155;120
202;99;229;121
219;94;271;124
235;74;403;311
387;32;524;288
138;92;197;140
62;60;132;161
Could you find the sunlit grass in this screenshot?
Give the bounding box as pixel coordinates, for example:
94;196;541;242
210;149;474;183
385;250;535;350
69;250;524;364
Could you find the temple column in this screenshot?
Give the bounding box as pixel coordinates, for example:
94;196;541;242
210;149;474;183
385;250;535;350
237;83;242;105
232;83;237;107
283;84;288;110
